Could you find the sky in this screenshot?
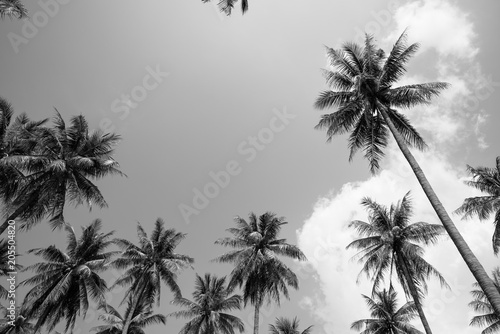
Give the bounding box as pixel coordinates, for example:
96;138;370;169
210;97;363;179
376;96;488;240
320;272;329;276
0;0;500;333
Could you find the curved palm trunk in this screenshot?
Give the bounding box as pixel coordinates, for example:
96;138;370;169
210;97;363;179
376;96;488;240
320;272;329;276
379;106;500;316
397;256;433;334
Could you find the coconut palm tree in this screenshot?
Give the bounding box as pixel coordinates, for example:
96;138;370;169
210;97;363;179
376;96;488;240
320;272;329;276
0;111;123;235
214;212;307;334
20;219;115;333
347;192;447;334
469;267;500;334
112;219;194;334
314;31;500;315
269;317;313;334
456;157;500;255
0;305;35;334
202;0;248;15
0;0;27;19
0;98;47;212
351;288;423;334
169;273;244;334
91;298;166;334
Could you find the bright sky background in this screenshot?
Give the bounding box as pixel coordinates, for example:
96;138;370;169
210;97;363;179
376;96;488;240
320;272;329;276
1;0;500;333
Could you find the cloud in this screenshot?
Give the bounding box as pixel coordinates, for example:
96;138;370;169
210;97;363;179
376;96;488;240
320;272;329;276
297;148;497;334
389;0;478;59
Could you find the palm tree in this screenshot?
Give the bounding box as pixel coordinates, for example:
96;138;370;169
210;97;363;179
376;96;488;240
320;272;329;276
269;317;313;334
456;157;500;254
0;98;47;213
214;212;307;334
347;193;447;334
112;218;194;334
469;267;500;334
0;0;27;19
169;273;244;334
0;305;35;334
20;219;115;333
91;298;166;334
314;31;500;315
0;239;22;299
0;111;123;235
202;0;248;15
351;288;423;334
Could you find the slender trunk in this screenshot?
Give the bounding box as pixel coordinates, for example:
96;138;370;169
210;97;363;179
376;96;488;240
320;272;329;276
122;279;148;334
253;294;261;334
379;106;500;316
398;256;433;334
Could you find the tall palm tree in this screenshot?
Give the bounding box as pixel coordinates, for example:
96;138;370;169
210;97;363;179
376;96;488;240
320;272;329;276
314;31;500;315
347;193;447;334
0;305;35;334
112;219;194;334
202;0;248;15
91;298;166;334
169;273;244;334
0;0;27;19
456;157;500;254
214;212;307;334
20;219;115;333
469;267;500;334
351;288;423;334
0;111;123;235
269;317;313;334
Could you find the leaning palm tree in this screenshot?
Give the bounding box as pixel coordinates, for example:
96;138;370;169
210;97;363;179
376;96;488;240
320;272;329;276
469;267;500;334
314;31;500;315
214;212;307;334
0;111;123;235
169;273;244;334
269;317;313;334
347;193;447;334
0;0;27;19
456;157;500;255
202;0;248;15
351;288;423;334
20;219;115;333
91;298;166;334
0;305;35;334
112;219;194;334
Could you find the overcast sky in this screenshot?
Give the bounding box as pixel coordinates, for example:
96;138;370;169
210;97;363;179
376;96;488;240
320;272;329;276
1;0;500;333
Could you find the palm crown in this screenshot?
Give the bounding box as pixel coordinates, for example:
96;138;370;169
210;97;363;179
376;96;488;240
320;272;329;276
91;299;166;334
351;288;423;334
21;219;116;333
169;273;245;334
315;31;448;172
456;157;500;254
469;267;500;334
0;0;28;19
269;317;313;334
1;111;123;233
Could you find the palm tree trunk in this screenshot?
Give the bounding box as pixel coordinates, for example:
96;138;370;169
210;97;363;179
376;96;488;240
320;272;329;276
253;294;261;334
121;279;148;334
398;256;433;334
379;105;500;316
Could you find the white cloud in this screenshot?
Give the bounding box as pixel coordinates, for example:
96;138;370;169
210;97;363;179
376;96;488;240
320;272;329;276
297;148;497;334
389;0;478;59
